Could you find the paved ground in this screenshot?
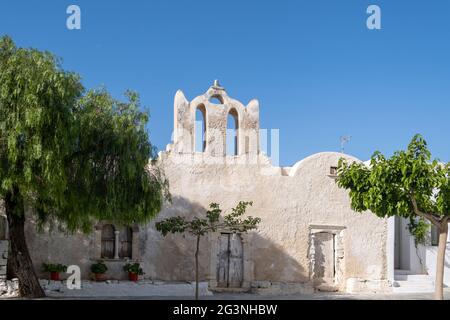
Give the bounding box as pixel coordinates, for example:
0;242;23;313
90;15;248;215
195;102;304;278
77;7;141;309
36;290;450;300
205;291;450;300
3;279;450;300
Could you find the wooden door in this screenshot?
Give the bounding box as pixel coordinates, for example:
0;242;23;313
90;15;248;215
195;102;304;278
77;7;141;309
228;233;243;287
216;233;243;288
119;226;132;259
101;224;115;259
217;234;229;287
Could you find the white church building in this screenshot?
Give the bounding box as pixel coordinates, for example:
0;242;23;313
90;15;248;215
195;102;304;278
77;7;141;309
0;81;449;295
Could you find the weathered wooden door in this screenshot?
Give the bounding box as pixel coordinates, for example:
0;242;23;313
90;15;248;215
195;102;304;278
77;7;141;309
119;226;133;259
217;233;243;288
101;224;115;259
314;232;335;284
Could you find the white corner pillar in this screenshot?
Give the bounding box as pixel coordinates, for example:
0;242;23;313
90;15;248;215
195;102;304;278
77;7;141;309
447;222;450;244
386;217;395;282
114;230;120;259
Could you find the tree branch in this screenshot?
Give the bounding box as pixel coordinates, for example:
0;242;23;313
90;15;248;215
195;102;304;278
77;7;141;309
440;216;450;225
410;195;441;226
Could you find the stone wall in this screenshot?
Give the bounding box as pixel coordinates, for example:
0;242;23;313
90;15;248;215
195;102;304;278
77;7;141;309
18;84;390;293
0;240;18;297
145;151;389;292
0;241;7;280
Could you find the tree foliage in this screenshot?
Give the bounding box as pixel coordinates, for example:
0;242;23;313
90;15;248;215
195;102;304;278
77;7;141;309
0;35;169;298
336;134;449;224
336;134;450;300
156;201;260;237
156;201;260;300
0;35;169;232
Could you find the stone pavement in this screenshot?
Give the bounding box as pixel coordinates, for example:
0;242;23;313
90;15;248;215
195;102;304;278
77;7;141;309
2;278;449;300
201;291;450;300
36;289;450;300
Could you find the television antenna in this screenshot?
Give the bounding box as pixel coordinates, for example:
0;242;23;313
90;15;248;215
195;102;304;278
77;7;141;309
340;135;351;154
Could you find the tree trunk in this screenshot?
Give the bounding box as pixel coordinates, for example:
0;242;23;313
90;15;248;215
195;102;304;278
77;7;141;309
5;191;45;298
434;221;448;300
194;235;200;300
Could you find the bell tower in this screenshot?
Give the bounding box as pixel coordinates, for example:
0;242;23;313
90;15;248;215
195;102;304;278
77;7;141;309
172;81;260;157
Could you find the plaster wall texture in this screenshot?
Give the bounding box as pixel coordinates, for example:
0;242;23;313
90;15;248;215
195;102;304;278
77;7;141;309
138;83;388;291
4;83;389;292
145;151;388;291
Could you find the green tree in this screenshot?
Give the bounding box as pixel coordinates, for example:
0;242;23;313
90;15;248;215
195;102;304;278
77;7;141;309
0;36;169;297
336;134;450;300
156;201;260;300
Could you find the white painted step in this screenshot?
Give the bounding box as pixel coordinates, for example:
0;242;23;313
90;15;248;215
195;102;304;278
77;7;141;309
394;274;433;282
393;280;434;288
393;272;435;293
392;284;435;293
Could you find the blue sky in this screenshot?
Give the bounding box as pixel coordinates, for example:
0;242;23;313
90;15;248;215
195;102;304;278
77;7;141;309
1;0;449;166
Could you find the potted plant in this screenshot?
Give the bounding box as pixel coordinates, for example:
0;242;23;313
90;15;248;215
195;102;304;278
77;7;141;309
123;262;144;282
91;261;108;281
42;263;67;281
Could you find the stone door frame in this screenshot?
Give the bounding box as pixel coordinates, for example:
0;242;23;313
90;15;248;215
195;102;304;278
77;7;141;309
208;231;253;292
308;225;345;290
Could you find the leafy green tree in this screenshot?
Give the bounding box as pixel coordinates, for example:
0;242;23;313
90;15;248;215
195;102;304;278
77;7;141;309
0;36;169;297
156;201;260;300
337;135;450;300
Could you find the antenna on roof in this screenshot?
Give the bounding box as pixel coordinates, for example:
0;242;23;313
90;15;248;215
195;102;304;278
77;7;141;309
340;135;351;154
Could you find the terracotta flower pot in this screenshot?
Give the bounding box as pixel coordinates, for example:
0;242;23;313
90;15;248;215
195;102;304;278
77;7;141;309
50;272;60;281
95;273;107;282
128;272;138;282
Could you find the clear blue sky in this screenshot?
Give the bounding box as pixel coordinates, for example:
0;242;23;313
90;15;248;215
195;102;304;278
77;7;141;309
1;0;449;166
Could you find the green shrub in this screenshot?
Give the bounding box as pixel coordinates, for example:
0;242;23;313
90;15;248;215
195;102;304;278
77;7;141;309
42;263;67;273
91;261;108;274
123;262;144;275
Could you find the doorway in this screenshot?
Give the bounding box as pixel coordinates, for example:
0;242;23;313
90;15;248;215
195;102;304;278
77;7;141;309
216;233;243;288
394;216;411;271
309;225;345;291
314;232;335;284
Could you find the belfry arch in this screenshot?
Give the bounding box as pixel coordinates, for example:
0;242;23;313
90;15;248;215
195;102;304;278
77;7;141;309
195;104;207;152
171;80;260;157
226;108;239;156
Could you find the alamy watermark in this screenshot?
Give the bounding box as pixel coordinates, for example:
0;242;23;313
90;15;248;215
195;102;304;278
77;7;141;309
66;5;81;30
65;4;381;31
66;265;81;290
367;4;381;30
170;124;280;167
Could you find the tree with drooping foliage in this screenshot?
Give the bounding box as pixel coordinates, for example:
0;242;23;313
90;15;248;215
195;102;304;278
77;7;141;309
156;201;260;300
336;134;450;300
0;36;169;297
